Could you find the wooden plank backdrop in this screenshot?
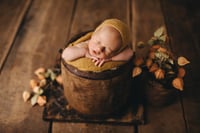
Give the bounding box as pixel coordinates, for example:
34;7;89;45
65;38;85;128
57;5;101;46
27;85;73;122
0;0;75;132
0;0;31;72
161;0;200;132
0;0;199;133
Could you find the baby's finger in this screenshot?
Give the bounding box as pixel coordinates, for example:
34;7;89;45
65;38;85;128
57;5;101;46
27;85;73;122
98;60;105;67
95;61;100;66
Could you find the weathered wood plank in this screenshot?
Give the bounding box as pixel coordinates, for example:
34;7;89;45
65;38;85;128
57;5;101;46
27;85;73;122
161;0;200;132
0;0;31;72
131;0;186;132
53;123;134;133
140;102;186;133
52;0;135;132
0;0;74;132
131;0;165;51
68;0;130;39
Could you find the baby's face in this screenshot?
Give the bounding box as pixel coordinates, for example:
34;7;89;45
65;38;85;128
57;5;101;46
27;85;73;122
88;26;122;59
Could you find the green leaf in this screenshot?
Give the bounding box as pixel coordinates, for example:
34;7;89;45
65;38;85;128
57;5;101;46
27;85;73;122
148;39;155;45
164;64;172;70
168;58;174;65
136;41;145;48
154;26;165;37
159;35;167;42
31;94;39;106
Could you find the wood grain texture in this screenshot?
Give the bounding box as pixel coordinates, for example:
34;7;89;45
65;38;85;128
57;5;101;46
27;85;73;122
0;0;31;72
52;0;135;132
131;0;186;132
131;0;165;52
140;102;186;133
68;0;130;39
0;0;74;132
161;0;200;132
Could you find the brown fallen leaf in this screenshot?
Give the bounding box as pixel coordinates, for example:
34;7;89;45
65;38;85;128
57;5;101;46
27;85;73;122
178;67;186;78
178;56;190;66
132;67;142;77
172;77;184;91
154;69;165;79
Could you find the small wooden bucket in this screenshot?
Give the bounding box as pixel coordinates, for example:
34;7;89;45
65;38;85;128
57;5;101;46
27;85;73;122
144;79;177;107
61;31;133;117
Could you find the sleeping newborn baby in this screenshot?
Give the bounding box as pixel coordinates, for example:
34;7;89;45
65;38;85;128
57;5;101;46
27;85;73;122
62;18;134;67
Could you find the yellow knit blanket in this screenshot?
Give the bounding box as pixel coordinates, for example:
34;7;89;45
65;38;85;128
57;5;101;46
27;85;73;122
66;32;126;72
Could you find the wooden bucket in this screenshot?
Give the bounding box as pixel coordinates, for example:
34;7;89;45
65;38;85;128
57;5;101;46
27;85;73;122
61;60;133;116
144;79;177;107
61;31;133;116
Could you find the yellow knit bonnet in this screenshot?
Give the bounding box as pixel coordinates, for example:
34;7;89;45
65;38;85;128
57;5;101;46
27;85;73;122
94;18;131;53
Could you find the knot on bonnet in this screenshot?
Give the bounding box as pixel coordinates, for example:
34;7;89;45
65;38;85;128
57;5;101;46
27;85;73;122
94;18;131;52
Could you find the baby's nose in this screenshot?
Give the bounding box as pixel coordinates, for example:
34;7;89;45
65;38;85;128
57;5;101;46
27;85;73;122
97;46;105;53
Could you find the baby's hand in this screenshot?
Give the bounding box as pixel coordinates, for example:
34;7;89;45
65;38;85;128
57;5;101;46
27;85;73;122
92;58;111;67
85;51;111;67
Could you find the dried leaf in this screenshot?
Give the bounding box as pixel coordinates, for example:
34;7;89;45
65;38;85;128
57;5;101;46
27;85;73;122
172;77;184;91
158;47;167;53
137;41;145;48
178;56;190;66
37;96;47;106
154;69;165;79
149;63;159;72
168;58;174;65
149;52;155;59
155;51;169;61
46;69;56;80
39;79;47;87
30;79;38;89
163;63;172;70
150;44;161;52
132;67;142;77
34;67;46;76
22;91;31;102
33;86;43;95
31;94;39;106
154;26;165;37
56;75;63;85
37;74;45;80
148;39;155;45
50;72;57;81
178;67;186;78
134;57;144;66
146;58;153;68
159;34;167;42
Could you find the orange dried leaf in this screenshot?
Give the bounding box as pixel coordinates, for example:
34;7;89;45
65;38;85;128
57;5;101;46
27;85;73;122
158;47;167;53
22;91;31;102
151;44;161;50
132;67;142;77
146;58;153;68
149;63;159;72
134;57;144;66
149;52;155;59
56;75;63;85
178;56;190;66
34;67;46;76
178;67;186;78
37;96;47;106
150;44;160;52
30;79;38;89
172;77;184;91
154;69;165;79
